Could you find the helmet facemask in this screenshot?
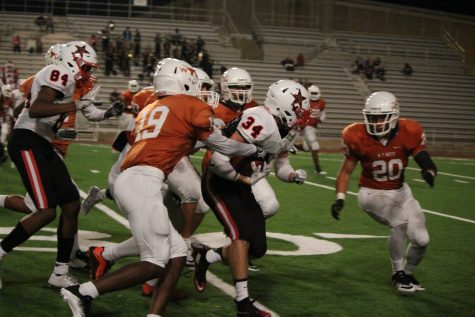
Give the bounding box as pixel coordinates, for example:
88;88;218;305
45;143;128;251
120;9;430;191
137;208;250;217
363;91;400;137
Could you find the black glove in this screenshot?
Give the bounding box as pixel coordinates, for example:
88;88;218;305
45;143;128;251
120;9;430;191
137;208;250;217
421;170;435;188
331;199;344;220
56;128;78;141
104;100;125;118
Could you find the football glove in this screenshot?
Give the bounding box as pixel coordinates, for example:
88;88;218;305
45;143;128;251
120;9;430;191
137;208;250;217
293;169;307;184
331;199;344;220
104;100;125;118
421;169;435;188
246;161;268;185
56;128;78;141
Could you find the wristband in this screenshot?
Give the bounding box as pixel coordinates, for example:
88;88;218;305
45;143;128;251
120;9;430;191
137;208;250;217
336;192;346;200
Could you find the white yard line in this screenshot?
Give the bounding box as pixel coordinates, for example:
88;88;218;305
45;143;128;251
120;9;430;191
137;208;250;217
78;189;280;317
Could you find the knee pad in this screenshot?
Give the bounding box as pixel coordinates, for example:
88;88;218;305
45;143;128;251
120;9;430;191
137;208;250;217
412;232;430;248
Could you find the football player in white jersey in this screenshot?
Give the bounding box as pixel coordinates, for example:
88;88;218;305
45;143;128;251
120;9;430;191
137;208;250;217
0;40;123;290
195;79;309;317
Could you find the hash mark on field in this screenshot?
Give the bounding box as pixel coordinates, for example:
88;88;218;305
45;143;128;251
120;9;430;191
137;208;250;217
412;179;425;182
454;180;469;184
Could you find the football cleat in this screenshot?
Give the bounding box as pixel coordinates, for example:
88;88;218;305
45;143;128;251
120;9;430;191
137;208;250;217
392;270;415;295
70;250;91;270
406;274;425;291
48;272;79;289
80;186;102;215
89;246;113;280
248;259;260;272
61;285;92;317
235;297;271;317
193;245;210;292
142;281;155;296
315;169;327;175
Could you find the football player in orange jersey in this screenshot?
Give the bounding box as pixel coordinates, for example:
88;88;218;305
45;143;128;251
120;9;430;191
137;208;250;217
331;91;437;295
301;84;327;175
120;79;140;113
61;58;265;317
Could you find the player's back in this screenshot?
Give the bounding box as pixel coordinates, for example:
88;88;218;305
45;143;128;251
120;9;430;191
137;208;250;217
122;94;213;175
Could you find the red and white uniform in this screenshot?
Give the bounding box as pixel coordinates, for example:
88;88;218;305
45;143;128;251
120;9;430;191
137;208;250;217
302;98;326;151
342;119;430;234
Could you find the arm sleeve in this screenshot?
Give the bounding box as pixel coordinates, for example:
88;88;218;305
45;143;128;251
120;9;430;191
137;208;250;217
274;156;294;182
209;151;239;181
319;110;326;123
81;104;108;122
203;130;257;157
414;150;437;173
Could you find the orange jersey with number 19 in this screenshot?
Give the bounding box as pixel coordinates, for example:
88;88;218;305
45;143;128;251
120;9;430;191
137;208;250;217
342;119;426;190
121;94;214;175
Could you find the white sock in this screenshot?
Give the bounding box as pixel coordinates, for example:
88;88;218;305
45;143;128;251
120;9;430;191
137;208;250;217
53;262;69;275
0;195;8;208
146;314;162;317
184;238;192;255
103;237;139;261
206;249;222;264
235;280;249;301
79;281;100;299
146;278;158;287
97;189;107;200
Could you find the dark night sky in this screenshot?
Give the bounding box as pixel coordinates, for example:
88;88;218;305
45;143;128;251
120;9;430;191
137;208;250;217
370;0;475;16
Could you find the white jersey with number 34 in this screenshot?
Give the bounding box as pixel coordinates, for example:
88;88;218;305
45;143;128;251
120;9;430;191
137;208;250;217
14;64;75;142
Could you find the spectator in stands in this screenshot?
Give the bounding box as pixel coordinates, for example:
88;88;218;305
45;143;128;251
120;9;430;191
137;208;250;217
35;15;46;31
220;64;227;74
281;56;295;71
198;49;213;78
122;26;132;42
134;28;142;66
35;35;43;54
402;63;413;77
12;35;21;53
107;20;115;32
163;37;171;57
101;28;110;52
46;15;54;33
105;46;116;76
27;36;36;55
88;33;98;51
375;64;386;81
364;58;374;80
181;38;190;63
196;35;205;54
171;28;183;46
351;57;364;75
296;53;305;67
154;33;162;58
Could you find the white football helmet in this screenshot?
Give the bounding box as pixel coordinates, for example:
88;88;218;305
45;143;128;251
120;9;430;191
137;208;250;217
362;91;400;136
1;84;13;98
44;43;62;66
57;41;99;81
308;85;321;101
153;58;199;97
264;80;310;129
128;80;140;93
220;67;253;105
194;67;219;109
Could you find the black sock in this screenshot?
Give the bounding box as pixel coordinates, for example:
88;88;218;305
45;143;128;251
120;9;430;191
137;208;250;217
0;222;31;252
57;237;75;263
106;188;113;200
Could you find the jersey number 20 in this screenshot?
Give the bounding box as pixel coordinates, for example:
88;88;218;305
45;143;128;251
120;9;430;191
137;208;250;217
372;159;403;181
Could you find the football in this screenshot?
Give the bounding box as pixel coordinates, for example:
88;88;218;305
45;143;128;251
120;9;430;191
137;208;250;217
230;156;264;177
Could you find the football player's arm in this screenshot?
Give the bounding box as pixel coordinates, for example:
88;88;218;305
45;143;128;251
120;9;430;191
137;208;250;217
29;86;76;118
81;100;124;121
274;152;307;184
413;150;437;188
202;129;263;158
13;100;25;118
331;157;358;220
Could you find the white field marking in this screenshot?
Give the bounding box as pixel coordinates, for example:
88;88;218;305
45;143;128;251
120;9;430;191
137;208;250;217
326;176;337;180
314;233;387;239
90;169;101;174
412;179;425;183
77;190;280;316
406;167;475;180
282;177;475;224
454;180;469;184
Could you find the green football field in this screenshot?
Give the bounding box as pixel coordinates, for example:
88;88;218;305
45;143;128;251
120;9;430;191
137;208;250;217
0;143;474;317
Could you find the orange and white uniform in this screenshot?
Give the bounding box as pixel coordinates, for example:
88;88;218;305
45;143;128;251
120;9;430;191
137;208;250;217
113;94;214;268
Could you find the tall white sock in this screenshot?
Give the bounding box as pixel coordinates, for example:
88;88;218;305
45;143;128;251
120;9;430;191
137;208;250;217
79;281;100;299
103;237;139;261
235;280;249;301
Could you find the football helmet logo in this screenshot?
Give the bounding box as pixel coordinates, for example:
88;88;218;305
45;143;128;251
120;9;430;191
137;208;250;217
44;43;62;66
153;58;199;97
264;79;310;129
58;41;99;81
